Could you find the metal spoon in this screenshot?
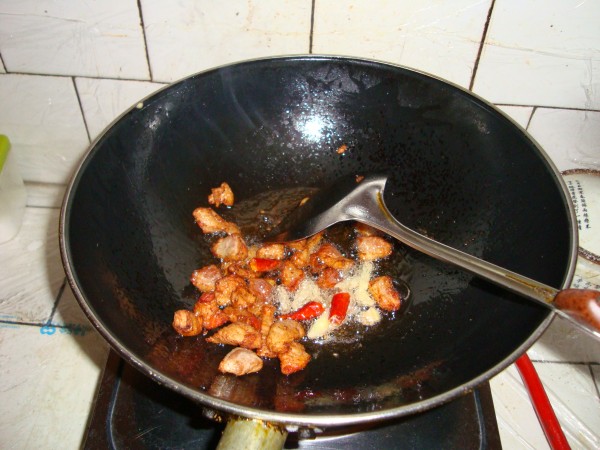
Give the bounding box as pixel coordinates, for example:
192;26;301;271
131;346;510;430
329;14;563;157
267;173;600;340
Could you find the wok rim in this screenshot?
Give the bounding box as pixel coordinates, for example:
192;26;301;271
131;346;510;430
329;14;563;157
59;54;578;428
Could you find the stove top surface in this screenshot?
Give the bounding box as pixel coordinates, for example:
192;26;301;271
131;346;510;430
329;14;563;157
84;351;502;449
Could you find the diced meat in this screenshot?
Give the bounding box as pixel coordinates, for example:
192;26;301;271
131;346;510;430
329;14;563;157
223;261;257;279
193;207;240;235
231;286;258;309
211;234;248;262
257;304;277;358
256;243;287;260
218;348;263;376
278;342;311;375
197;291;216;303
208;182;234;208
354;222;381;236
214;275;246;307
206;322;262;349
287;239;307;251
172;310;203;336
368;276;402;311
356;236;393;261
317;267;344;289
190;265;222;292
306;232;324;252
280;260;305;291
180;189;407;377
266;319;305;354
193;298;229;330
221;306;261;330
247;278;274;302
289;247;309;269
310;243;354;272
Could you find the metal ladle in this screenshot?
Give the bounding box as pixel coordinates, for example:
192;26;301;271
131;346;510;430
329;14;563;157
267;173;600;340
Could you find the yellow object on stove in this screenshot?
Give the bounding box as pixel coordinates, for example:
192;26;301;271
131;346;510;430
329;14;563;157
0;135;27;243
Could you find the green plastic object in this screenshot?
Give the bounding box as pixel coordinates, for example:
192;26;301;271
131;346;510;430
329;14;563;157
0;135;10;174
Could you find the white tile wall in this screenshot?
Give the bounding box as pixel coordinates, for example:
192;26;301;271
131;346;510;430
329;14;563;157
0;325;108;450
490;365;550;450
24;182;66;209
528;108;600;171
495;105;534;129
473;0;600;109
533;362;600;448
312;0;492;88
141;0;313;82
0;208;64;323
0;74;89;184
0;0;149;79
76;77;165;140
531;318;600;363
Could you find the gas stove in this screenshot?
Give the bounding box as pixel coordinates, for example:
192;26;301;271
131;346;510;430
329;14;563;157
84;351;502;449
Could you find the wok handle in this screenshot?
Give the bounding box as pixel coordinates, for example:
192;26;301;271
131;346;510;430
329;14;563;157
216;417;288;450
353;192;600;340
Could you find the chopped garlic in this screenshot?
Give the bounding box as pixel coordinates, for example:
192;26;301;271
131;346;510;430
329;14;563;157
359;307;381;326
336;261;375;306
307;310;331;339
275;285;292;313
291;277;325;311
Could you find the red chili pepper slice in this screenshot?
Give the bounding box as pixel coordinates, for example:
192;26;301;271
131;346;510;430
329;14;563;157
329;292;350;325
249;257;280;272
280;301;325;321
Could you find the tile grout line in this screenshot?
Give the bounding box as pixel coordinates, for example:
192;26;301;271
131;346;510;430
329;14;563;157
72;77;92;144
529;359;600;366
525;106;538;130
46;277;68;326
469;0;496;92
589;364;600;399
0;71;160;84
137;0;154;81
309;0;316;53
4;71;596;114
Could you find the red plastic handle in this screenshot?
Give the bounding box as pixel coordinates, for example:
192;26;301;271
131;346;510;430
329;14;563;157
515;354;571;450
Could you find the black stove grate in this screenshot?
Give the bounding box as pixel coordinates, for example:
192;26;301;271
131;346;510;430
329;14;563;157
84;351;502;449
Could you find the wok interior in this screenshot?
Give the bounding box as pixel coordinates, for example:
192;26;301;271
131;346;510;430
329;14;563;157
64;57;572;421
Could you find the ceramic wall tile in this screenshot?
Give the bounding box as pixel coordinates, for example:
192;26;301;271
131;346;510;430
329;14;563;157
473;0;600;109
527;108;600;171
0;0;149;79
592;365;600;394
0;207;64;323
489;365;550;449
0;325;108;449
51;284;95;330
531;318;600;364
0;74;89;184
495;105;534;129
312;0;492;88
533;362;600;449
76;77;166;141
24;182;66;209
141;0;312;83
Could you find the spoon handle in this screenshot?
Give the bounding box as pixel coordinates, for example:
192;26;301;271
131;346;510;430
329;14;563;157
353;191;600;340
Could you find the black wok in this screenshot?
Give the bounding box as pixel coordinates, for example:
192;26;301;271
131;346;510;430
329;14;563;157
60;56;576;439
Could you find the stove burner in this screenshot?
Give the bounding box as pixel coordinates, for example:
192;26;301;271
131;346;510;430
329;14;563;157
84;352;501;449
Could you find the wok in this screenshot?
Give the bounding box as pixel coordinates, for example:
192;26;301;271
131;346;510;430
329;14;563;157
60;56;576;443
